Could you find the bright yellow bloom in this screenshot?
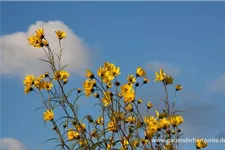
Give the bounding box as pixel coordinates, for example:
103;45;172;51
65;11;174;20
24;85;32;94
170;115;184;126
121;83;135;103
75;123;86;132
165;75;174;85
156;110;160;118
43;109;54;121
91;130;98;139
123;91;135;103
127;74;136;83
110;65;120;77
85;69;94;79
67;129;80;140
43;81;53;90
102;91;112;106
104;62;120;77
55;30;67;39
79;139;88;147
132;139;140;148
42;39;49;46
143;77;150;84
154;68;166;82
141;138;148;145
144;116;158;126
23;74;35;86
108;121;117;132
97;67;108;78
54;70;70;81
121;83;132;94
34;77;44;90
196;138;207;149
35;28;44;39
125;103;133;111
107;143;112;150
111;111;125;121
164;143;175;150
176;84;183;91
147;101;153;109
125;116;136;124
28;36;39;46
136;67;147;77
138;98;143;104
83;79;96;97
96;116;103;126
158;118;170;129
121;137;129;148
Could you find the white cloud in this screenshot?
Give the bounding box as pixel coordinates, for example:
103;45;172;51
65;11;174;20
1;20;90;78
0;138;26;150
208;74;225;92
148;60;181;76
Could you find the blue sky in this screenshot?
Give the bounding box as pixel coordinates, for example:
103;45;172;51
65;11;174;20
1;1;225;150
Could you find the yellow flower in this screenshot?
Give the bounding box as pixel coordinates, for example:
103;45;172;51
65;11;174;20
54;70;70;80
108;121;117;132
42;39;49;46
141;138;148;145
85;69;94;79
154;68;166;82
23;74;35;86
28;36;39;46
107;143;112;150
34;77;44;90
79;139;88;147
196;138;207;149
132;139;140;148
83;79;96;89
147;101;153;109
121;83;135;103
35;28;45;39
96;116;103;126
102;91;112;106
43;81;53;90
138;98;143;104
123;91;135;103
24;85;32;94
75;123;86;132
109;64;120;77
125;103;133;111
170;115;184;126
143;77;150;84
164;143;175;150
121;83;132;94
97;67;108;78
158;118;170;129
165;75;173;85
155;110;160;118
125;116;136;124
67;129;80;141
136;67;147;77
43;109;54;121
111;111;125;121
176;84;182;91
91;130;98;139
127;74;136;83
121;137;129;148
55;30;67;39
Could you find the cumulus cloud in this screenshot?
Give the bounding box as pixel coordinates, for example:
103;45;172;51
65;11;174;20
208;74;225;92
0;138;26;150
1;20;91;78
148;60;181;76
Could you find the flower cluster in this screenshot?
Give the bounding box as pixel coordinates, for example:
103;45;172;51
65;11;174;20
23;28;208;150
